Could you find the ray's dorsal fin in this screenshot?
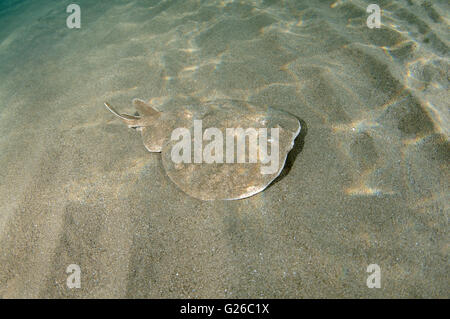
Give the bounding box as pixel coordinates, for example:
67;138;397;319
104;102;141;128
132;98;161;117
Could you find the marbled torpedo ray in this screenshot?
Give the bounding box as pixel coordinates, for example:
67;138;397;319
105;97;300;200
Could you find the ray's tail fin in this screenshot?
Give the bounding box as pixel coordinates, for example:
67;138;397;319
104;102;142;128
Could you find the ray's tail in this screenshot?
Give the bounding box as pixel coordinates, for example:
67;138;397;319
104;102;142;128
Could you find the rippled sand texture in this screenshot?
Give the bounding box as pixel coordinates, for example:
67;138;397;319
0;0;448;298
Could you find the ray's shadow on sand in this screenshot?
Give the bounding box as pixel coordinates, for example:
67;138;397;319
269;118;308;189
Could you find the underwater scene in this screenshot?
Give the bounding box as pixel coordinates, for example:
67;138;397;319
0;0;448;298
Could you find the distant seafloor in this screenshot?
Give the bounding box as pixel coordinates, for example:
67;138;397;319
0;0;448;298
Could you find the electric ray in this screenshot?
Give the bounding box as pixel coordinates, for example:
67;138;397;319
104;98;301;200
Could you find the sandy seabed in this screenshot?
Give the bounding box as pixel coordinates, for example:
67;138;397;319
0;0;448;298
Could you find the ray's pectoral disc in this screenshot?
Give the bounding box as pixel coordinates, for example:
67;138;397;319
104;98;301;200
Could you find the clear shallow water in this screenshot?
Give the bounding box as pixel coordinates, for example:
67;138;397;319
0;0;448;298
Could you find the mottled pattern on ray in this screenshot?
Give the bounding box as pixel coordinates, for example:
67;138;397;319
105;98;301;200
